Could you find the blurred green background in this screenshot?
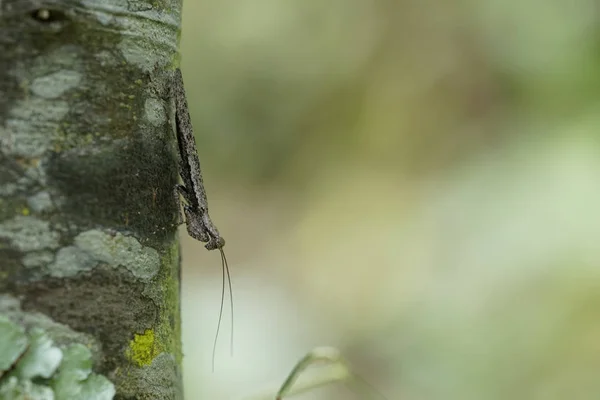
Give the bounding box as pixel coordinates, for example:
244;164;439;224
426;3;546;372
178;0;600;399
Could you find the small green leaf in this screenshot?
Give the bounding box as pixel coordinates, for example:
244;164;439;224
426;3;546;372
0;376;54;400
52;344;115;400
15;328;63;379
0;317;28;374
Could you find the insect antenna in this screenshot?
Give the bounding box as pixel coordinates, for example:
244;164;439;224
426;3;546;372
212;247;234;371
221;247;234;357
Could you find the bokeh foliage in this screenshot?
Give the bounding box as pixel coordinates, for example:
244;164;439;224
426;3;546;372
179;0;600;398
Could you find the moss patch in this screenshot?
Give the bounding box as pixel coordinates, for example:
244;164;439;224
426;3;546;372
126;329;157;367
154;242;182;365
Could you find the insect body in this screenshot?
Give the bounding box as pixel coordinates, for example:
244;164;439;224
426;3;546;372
173;68;233;371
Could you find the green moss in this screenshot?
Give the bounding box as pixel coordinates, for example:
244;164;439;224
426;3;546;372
117;241;183;397
140;242;183;367
126;330;157;367
124;241;181;375
159;242;182;365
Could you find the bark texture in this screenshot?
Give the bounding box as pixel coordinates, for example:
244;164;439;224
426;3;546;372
0;1;184;399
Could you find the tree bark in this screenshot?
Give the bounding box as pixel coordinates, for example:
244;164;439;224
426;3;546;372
0;1;184;399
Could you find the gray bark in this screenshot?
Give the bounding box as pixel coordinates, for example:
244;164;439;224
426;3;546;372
0;1;184;399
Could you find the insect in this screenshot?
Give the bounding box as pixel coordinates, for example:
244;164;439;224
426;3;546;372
173;68;233;371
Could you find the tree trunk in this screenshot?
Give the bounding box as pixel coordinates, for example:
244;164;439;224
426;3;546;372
0;1;184;399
